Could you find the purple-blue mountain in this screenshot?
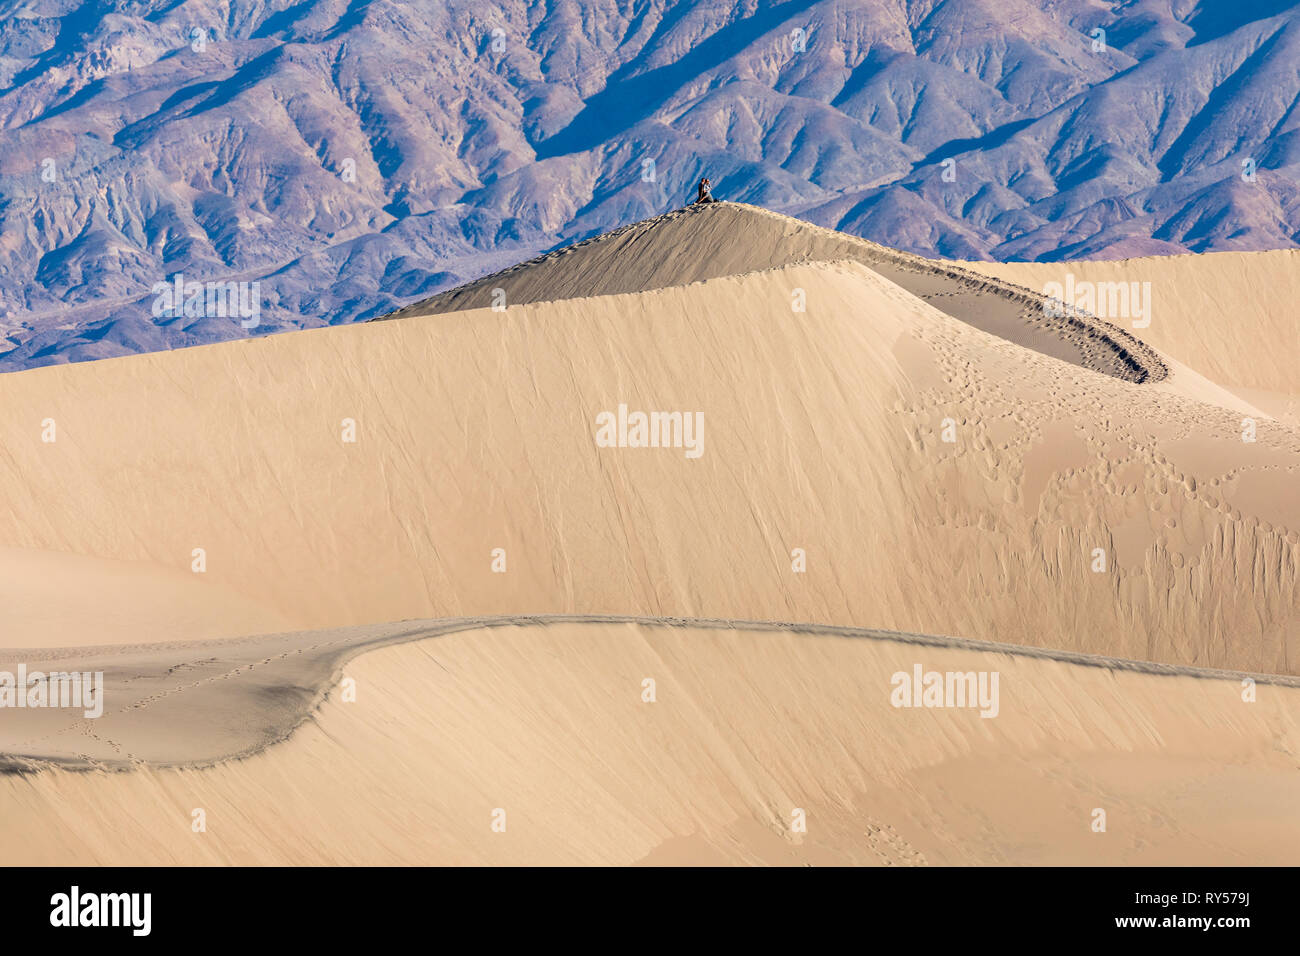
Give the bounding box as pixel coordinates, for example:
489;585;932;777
1;0;1297;368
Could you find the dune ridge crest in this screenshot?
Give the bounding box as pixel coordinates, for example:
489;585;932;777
378;202;1169;385
5;612;1299;776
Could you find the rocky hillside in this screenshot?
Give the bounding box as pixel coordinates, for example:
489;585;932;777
0;0;1296;368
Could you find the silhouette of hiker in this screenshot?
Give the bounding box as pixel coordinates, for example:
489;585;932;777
695;177;716;204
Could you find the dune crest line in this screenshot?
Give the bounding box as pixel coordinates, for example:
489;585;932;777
2;613;1295;776
377;202;1169;384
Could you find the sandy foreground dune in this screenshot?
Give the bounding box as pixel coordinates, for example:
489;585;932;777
0;203;1295;864
2;619;1298;866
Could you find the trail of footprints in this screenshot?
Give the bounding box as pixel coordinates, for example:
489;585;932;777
117;641;335;715
863;820;929;866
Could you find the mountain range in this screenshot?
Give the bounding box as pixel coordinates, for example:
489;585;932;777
0;0;1296;369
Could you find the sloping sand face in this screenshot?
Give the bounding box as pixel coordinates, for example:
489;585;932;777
1;259;1295;673
0;621;1294;866
0;203;1296;867
381;203;1168;384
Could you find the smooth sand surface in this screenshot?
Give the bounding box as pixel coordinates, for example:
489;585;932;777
1;620;1295;866
0;203;1295;865
0;545;296;648
0;250;1294;673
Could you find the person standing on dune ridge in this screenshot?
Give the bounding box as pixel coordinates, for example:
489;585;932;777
695;177;716;204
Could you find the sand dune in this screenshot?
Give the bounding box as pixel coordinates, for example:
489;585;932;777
0;221;1294;672
1;203;1295;866
1;619;1295;866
